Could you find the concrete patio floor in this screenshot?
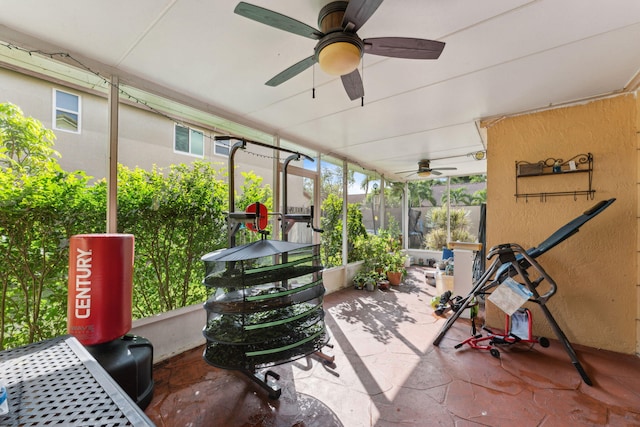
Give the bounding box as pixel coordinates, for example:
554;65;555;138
144;267;640;426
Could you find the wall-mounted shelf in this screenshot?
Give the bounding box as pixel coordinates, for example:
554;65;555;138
515;153;594;201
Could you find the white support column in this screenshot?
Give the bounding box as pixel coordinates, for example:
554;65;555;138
342;160;348;266
379;176;385;230
403;181;409;250
106;75;119;233
446;176;451;243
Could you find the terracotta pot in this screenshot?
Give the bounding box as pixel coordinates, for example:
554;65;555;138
387;271;402;286
378;280;390;290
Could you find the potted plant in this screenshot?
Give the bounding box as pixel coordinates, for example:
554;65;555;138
363;233;389;273
353;269;380;291
383;251;408;286
352;231;401;290
377;277;390;291
353;270;366;290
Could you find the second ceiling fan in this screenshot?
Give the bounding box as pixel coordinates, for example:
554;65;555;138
399;159;457;177
234;0;445;100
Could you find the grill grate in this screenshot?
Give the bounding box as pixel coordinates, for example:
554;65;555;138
0;335;153;426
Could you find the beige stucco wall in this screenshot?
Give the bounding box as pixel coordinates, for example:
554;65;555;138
0;67;277;185
636;93;640;355
485;93;637;354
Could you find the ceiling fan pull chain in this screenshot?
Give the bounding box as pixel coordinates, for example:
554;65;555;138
312;64;316;99
360;58;364;107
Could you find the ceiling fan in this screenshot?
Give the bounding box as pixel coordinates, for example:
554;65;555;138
234;0;445;100
399;159;457;177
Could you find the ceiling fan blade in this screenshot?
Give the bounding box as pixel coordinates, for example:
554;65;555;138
234;2;323;40
341;69;364;100
266;56;316;86
363;37;445;59
342;0;383;32
430;170;443;176
432;167;457;171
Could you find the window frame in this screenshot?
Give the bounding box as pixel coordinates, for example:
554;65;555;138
174;124;205;158
52;88;81;134
213;137;230;158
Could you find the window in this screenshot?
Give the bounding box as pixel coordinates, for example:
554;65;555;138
174;124;204;157
214;138;230;157
53;89;81;133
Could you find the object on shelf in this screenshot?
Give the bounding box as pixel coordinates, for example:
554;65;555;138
517;162;544;176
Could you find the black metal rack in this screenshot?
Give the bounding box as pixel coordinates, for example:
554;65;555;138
201;241;327;398
201;137;330;399
515;153;594;201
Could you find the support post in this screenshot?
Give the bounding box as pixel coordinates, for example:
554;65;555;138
106;75;119;233
379;176;385;230
403;181;409;249
342;160;348;266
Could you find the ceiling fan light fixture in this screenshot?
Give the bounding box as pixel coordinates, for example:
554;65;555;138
417;170;431;177
318;41;361;76
235;2;445;99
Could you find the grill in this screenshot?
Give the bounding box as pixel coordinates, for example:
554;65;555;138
0;335;154;426
201;240;328;398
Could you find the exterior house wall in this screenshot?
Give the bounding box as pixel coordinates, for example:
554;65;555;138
485;93;637;354
1;67;104;175
1;67;279;192
1;66;314;241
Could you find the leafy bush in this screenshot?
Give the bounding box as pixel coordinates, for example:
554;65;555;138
320;193;367;267
115;162;229;317
0;103;101;349
0;102;276;349
424;205;476;250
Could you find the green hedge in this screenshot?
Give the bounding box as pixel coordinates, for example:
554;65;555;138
0;103;275;350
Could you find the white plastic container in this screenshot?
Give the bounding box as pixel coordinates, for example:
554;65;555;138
435;271;454;295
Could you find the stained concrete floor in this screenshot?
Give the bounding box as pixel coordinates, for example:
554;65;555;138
144;267;640;426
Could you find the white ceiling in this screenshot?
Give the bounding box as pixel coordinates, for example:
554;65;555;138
0;0;639;180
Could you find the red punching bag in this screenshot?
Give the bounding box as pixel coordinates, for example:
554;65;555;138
67;234;134;345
